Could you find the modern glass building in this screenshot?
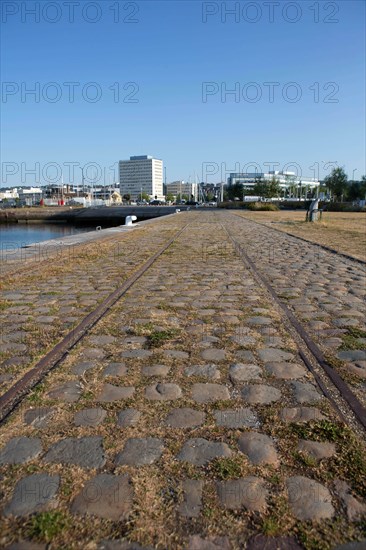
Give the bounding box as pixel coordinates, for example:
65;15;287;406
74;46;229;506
227;171;320;194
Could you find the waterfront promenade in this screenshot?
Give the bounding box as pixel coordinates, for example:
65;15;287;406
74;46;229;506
0;211;365;549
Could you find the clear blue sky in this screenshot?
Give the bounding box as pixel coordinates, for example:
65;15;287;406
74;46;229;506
1;0;365;186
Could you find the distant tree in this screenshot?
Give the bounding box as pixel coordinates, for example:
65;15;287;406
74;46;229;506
362;176;366;198
347;181;361;201
122;193;131;202
176;193;189;202
226;182;244;201
323;167;348;201
243;188;257;196
253;180;267;197
166;192;174;203
346;176;366;201
141;191;150;201
253;177;281;199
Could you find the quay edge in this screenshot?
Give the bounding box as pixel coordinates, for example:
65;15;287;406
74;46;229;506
0;205;193;225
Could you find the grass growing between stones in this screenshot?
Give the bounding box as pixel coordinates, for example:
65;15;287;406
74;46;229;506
257;495;291;537
147;329;181;348
323;353;361;386
290;420;366;498
290;419;344;442
261;516;282;536
207;457;244;480
0;351;9;362
296;517;366;550
345;327;366;339
292;450;318;468
340;335;363;351
27;383;46;404
26;511;71;542
340;327;366;351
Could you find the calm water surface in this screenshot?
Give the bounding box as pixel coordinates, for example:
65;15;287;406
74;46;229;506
0;224;95;248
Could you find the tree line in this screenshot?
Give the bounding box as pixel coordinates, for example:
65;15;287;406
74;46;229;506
323;168;366;201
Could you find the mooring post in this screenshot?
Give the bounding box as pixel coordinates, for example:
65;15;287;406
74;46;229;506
125;215;137;226
307;198;319;222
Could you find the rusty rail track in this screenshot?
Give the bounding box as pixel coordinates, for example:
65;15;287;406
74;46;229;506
231;211;366;267
222;223;366;432
2;212;365;433
0;226;142;282
0;213;182;281
0;223;189;424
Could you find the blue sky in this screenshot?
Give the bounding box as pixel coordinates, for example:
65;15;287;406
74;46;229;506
1;0;365;186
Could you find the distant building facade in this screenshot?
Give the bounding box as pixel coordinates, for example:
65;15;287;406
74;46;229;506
0;188;19;201
119;155;164;200
18;187;43;205
165;181;198;201
0;187;42;205
227;171;320;193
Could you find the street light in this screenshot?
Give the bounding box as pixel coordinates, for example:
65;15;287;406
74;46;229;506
79;167;85;194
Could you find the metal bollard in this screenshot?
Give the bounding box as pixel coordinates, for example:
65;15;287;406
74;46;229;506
307;199;319;222
125;215;137;226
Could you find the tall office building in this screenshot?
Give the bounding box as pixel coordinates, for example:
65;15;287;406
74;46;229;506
119;155;164;200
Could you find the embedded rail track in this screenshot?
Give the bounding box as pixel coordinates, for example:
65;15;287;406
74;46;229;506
232;211;366;266
0;218;163;281
222;222;366;433
0;213;182;281
0;223;189;423
0;230;125;281
1;212;365;440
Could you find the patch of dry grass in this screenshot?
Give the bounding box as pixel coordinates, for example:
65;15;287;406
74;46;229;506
237;211;366;262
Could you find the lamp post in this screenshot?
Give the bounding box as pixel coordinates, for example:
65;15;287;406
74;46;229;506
79;167;85;195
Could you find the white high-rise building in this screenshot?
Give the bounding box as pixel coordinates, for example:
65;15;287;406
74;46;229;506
119;155;164;200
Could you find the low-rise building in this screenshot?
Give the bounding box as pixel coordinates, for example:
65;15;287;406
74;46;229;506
18;187;43;205
0;188;19;201
227;171;320;195
165;181;198;201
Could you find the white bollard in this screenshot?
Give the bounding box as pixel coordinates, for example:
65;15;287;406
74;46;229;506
125;215;137;226
175;209;180;213
309;199;319;222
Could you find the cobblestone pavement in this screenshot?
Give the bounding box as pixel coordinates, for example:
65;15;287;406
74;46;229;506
0;211;365;549
232;212;366;409
0;217;185;390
